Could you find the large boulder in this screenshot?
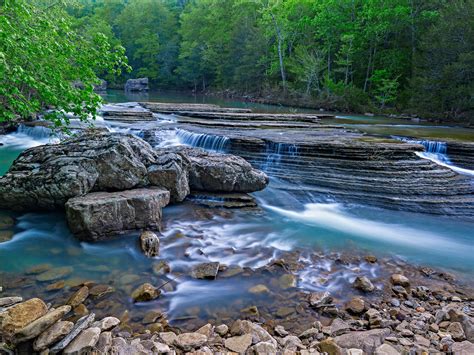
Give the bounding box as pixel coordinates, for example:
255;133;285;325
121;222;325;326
173;147;269;193
125;78;149;92
65;188;170;241
0;132;157;211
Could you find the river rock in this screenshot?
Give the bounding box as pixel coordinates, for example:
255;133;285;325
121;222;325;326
63;326;101;354
375;343;400;355
67;286;89;308
65;187;170;241
139;231;160;257
448;321;466;340
249;284;270;294
215;324;229;336
334;328;391;353
50;313;95;353
192;262;220;279
309;291;333;308
152;260;171;275
148;150;190;203
249;341;278;354
230;320;277;347
36;266;73;282
318;338;344;355
131;283;160;302
0;297;22;308
0;230;14;243
33;320;74;351
175;332;207;351
346;297;366;314
330;318;351;336
13;305;71;343
125;78;149;92
353;276;375;292
225;334;253;353
95;331;113;353
175;147;269;193
452;340;474;354
0;132;157;211
0;298;47;336
390;274;410;287
93;317;120;331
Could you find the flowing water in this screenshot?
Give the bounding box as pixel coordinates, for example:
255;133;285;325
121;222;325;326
1;99;474;330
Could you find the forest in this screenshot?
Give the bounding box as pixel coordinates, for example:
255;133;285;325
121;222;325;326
2;0;474;121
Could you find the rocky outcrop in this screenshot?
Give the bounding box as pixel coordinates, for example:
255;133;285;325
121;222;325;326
94;79;107;92
99;103;154;121
65;188;170;241
125;78;149;92
173;146;269;193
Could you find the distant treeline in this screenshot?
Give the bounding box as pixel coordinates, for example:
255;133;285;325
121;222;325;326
70;0;473;119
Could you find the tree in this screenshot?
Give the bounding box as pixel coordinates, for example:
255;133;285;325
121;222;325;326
0;0;129;126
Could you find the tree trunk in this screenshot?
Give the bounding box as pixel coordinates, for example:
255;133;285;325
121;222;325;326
270;13;286;93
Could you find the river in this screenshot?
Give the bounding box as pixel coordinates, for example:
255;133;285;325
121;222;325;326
1;92;473;330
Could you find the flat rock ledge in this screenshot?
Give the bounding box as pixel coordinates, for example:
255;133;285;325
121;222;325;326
0;132;269;241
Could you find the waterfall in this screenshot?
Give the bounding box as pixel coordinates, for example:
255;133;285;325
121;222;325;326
16;124;53;140
176;129;229;152
0;124;59;148
262;142;299;171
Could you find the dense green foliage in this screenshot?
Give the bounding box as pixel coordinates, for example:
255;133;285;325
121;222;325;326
0;0;129;125
2;0;473;120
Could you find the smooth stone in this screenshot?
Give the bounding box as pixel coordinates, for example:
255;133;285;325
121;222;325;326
73;304;89;317
196;323;213;338
447;321;466;340
25;264;52;275
278;274;297;289
152;261;171;275
140;231;160;257
390;274;410;287
50;313;96;353
248;284;270;294
225;334;253;353
89;284;115;298
36;266;73;282
192;262;220;280
94;317;120;331
63;327;101;355
414;334;430;347
95;331;113;353
143;311;164;324
215;324;229;336
33;321;74;351
353;276;375;292
67;286;89;308
159;332;177;345
0;298;47;336
13;305;71;343
249;341;278;354
334;328;391;354
330;318;351;336
131;283;160;302
452;340;474;354
345;297;366;314
230;320;278;347
46;281;66;291
175;332;207;351
375;343;400;355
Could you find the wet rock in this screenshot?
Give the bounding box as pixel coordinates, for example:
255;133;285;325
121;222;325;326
249;341;278;354
25;264;52;275
175;332;208;351
192;262;220;280
278;274;297;289
364;255;377;263
448;321;466;340
148;151;190;203
392;285;408;298
152;260;171;275
139;231;160;257
375;343;400;355
309;291;333;308
89;284;115;299
366;308;383;329
66;187;170;241
225;334;253;353
353;276;375;292
318;338;344;355
0;297;22;308
93;317;120;331
230;320;277;347
248;284;270;294
143;310;164;324
0;298;47;336
196;323;213;338
67;286;89;308
33;321;74;351
13;305;71;343
334;328;391;353
36;266;73;282
63;326;101;355
95;331;113;353
345;297;366;314
50;313;95;353
0;213;14;229
240;305;259;319
0;230;14;243
390;274;410;287
175;147;269;193
46;281;66;291
215;324;228;337
131;283;160;302
159;332;177;345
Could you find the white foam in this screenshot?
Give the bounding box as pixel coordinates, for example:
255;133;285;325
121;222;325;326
416;152;474;176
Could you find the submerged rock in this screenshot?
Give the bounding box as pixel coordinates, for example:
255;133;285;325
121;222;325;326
353;276;375;292
131;283;160;302
65;188;170;241
192;262;220;280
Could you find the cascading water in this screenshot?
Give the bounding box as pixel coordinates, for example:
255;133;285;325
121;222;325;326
176;128;229;152
262;142;299;171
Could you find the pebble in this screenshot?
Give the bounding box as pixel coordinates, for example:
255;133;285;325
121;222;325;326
353;276;375;292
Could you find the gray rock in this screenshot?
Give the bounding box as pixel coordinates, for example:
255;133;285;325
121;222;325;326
158;332;177;345
230;320;277;347
280;335;304;351
50;313;95;353
63;327;101;354
95;331;112;353
330;318;350;336
448;321;466;340
139;231;160;257
215;324;229;336
452;340;474;354
93;317;120;331
248;341;278;354
0;297;22;308
125;78;149;92
131;283;160;302
148;150;190;203
353;276;375;292
66;187;170;241
0;132;157;211
192;262;220;280
345;297;366;314
375;343;400;355
309;291;333;308
334;328;391;353
225;334;253;353
175;147;269;193
175;332;207;351
33;321;74;351
390;274;410;287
